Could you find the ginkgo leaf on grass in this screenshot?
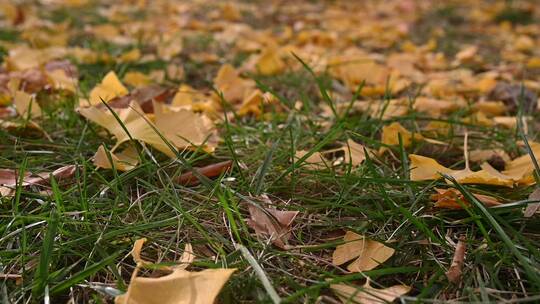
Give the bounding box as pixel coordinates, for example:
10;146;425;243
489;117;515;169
86;71;128;106
332;231;394;272
13;90;41;118
409;154;514;187
79;101;217;159
116;238;235;304
380;122;445;149
330;279;411;304
94;144;139;171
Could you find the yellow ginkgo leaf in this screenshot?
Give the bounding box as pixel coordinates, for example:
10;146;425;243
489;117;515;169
94;144;139;171
45;69;78;93
214;64;255;103
13;90;41;118
171;84;207;107
502;142;540;185
331;279;411;304
409;154;514;187
332;231;395;272
153;102;217;153
256;48;285;75
381;122;423;147
116;238;235;304
123;72;151;88
88;71;129;106
79;101;216;158
119;49;141;63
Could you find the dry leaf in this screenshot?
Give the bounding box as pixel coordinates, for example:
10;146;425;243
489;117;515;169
381;122;423;147
94;144;139;171
331;279;411;304
13;90;41;118
524;188;540;218
79;101;216;158
175;160;233;186
502;142;540;186
431;188;501;209
246;204;298;249
332;231;394;272
214;64;255;103
87;71;129;106
409;154;514;187
294;150;330;170
116;238;235;304
343;139;367;166
256;48;286;75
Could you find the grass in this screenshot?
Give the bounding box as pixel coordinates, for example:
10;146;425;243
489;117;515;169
1;1;540;303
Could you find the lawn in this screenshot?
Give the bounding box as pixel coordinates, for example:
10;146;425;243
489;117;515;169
1;0;540;303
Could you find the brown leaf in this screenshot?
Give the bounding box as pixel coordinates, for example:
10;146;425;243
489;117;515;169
524;188;540;218
446;236;466;284
246;204;298;249
175;160;233;186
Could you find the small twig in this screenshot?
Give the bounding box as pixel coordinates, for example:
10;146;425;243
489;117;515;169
237;244;281;304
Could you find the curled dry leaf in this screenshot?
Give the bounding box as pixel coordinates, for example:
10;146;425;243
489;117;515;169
175;160;233;186
331;279;411;304
116;238;235;304
246;204;298;249
431;188;501;209
446;236;466;284
332;231;395;272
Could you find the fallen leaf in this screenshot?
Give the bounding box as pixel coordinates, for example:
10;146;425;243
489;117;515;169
524;188;540;218
332;231;394;272
343;139;367;166
381;122;423;147
79;101;216;158
331;279;410;304
501;142;540;185
94;144;139;171
246;204;298;249
123;72;151;88
430;188;501;209
409;154;514;187
214;64;255;103
116;238;235;304
256;48;286;75
13;90;41;118
87;71;129;106
153;101;218;153
175;160;233;186
446;236;466;284
294;150;330;170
